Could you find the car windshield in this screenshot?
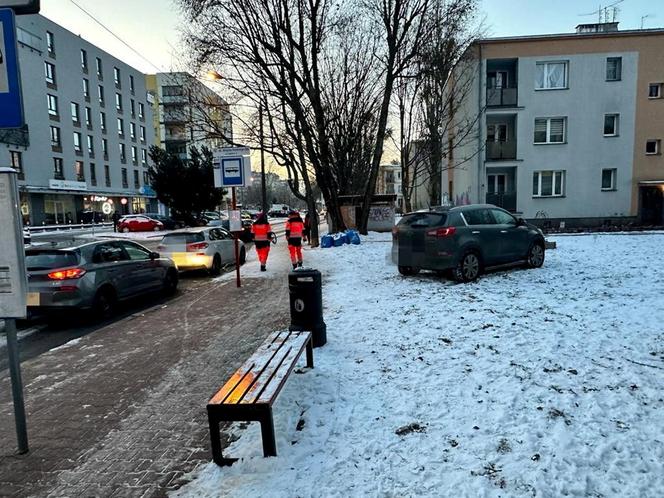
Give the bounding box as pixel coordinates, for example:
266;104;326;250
25;251;80;270
398;212;447;227
161;233;205;245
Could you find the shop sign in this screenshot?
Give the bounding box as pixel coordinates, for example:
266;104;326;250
101;202;113;215
49;179;87;191
91;195;108;202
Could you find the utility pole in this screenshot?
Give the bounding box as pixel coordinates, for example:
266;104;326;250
259;103;267;213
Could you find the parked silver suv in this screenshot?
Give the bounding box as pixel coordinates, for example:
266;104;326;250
25;239;178;318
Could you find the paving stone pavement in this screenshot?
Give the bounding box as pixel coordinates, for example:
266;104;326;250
0;248;294;497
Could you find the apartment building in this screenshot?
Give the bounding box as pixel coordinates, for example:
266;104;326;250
145;72;232;160
375;163;403;210
446;23;664;226
1;15;158;225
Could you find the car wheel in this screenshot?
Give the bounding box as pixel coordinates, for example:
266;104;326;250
122;227;130;233
239;247;246;265
92;287;116;320
398;266;420;276
154;226;162;231
454;251;481;283
209;254;222;276
163;269;178;295
526;242;545;268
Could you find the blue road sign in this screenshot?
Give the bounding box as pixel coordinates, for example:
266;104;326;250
213;148;251;188
0;8;24;129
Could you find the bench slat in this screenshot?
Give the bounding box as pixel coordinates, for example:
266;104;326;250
250;333;310;405
208;330;292;405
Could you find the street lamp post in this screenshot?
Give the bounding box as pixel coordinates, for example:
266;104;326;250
258;103;267;214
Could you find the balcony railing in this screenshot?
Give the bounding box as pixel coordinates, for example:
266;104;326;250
486;192;517;212
486;87;517;107
486;141;517;161
0;125;30;148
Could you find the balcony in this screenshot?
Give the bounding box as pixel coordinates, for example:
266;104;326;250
486;192;517;212
486;87;518;107
486;141;517;161
0;125;30;148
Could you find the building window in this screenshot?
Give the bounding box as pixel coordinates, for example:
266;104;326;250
85;107;92;127
119;143;126;162
117;118;124;137
98;85;105;105
83;78;90;100
44;61;56;84
87;135;94;155
47;94;58;116
143;171;149;185
535;61;568;90
130;75;135;93
141;149;148;165
96;57;103;78
10;151;24;178
163;85;184;97
130;99;136;117
115;93;123;112
100;111;106;131
75;160;85;181
104;165;111;187
73;132;82;152
649;83;662;99
114;67;121;87
601;169;617;191
122;168;128;188
646;139;661;155
71;102;80;123
102;138;108;156
46;31;55;54
53;158;64;179
604;114;619;136
534;117;566;144
131;146;138;163
90;163;97;186
50;126;61;148
81;49;88;71
140;126;146;143
138;102;145;120
533;171;565;197
134;170;140;188
606;57;621;81
130;122;136;140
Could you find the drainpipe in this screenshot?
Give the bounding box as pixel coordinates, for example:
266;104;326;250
477;44;483;204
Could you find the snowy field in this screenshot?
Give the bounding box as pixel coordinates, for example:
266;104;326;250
176;232;664;498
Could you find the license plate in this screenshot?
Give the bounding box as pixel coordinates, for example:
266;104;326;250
26;292;40;306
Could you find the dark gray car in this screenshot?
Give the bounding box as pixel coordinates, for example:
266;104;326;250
25;239;179;318
392;204;545;282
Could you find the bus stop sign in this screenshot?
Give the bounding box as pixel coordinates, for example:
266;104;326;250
0;8;24;128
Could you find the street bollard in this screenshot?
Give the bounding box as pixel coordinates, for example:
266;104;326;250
288;268;327;347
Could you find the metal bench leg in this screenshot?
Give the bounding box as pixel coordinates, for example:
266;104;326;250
306;337;314;369
260;407;277;457
208;411;239;467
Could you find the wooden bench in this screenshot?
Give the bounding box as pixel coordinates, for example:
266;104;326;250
207;330;314;466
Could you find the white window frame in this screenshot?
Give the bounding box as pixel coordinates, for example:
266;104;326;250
603;114;619;137
44;61;55;84
533;170;565;198
535;61;568;90
606;57;622;82
47;94;58;116
534;117;566;144
601;169;617;191
648;83;662;99
73;132;82;152
646;139;661;155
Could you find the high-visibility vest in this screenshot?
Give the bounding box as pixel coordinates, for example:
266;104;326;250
286;220;304;238
252;222;271;241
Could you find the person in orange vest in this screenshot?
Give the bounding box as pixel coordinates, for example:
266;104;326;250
285;210;305;270
251;212;274;272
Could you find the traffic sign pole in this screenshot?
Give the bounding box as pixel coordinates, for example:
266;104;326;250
232;187;241;288
6;318;28;453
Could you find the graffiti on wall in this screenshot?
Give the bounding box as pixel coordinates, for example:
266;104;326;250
369;206;394;222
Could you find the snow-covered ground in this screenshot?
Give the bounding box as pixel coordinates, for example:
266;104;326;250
176;232;664;498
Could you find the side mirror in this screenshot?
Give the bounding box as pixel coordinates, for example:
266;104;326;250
150;252;160;260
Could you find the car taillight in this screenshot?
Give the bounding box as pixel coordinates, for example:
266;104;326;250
47;268;87;280
187;242;209;252
426;227;456;238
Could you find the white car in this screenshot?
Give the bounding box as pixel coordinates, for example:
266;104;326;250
157;227;246;275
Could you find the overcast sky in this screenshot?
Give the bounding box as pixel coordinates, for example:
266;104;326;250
40;0;661;75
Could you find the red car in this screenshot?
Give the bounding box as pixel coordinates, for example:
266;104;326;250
117;215;164;233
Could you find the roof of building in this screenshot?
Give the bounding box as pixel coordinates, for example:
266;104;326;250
477;27;664;45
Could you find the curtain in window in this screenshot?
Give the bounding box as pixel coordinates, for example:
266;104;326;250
535;64;545;89
547;63;565;88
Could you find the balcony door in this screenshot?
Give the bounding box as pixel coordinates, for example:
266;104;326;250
488;70;509;89
488;174;507;194
487;123;508;143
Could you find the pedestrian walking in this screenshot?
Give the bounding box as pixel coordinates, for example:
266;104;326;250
251;212;274;272
112;211;121;233
285;210;305;270
303;211;311;244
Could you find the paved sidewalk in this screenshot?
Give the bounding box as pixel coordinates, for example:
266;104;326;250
0;246;297;497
